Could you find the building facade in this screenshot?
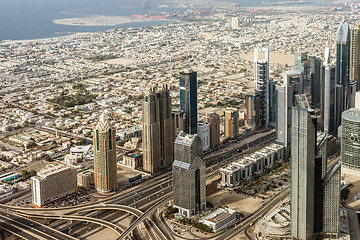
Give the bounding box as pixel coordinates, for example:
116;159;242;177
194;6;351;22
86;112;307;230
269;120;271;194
245;92;261;131
291;102;316;240
341;108;360;170
32;165;77;207
254;47;270;127
205;112;220;148
142;85;173;174
350;27;360;88
276;70;304;156
93;112;117;192
180;68;198;134
200;208;236;232
77;170;94;188
336;19;350;111
321;48;337;134
172;132;206;216
224;108;239;139
197;122;210;151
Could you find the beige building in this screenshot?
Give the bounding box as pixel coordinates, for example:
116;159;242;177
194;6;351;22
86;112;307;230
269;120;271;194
77;170;94;188
93;112;117;193
122;151;143;169
350;27;360;86
224;109;239;139
205;112;220;148
142;85;173;175
31;165;77;207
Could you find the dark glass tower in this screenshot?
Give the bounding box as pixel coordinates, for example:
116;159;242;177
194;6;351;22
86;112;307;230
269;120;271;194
336;19;350;111
180;68;198;134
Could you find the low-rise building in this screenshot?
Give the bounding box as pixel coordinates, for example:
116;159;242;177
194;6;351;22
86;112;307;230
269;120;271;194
31;165;77;207
220;143;285;187
122;151;143;170
200;208;236;232
77;170;94;188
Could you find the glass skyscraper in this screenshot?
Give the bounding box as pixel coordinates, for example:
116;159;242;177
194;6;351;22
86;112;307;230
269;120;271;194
180;68;198;134
341;108;360;170
336;19;350;110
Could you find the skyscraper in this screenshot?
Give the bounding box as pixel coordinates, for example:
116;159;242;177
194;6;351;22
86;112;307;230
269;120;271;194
180;68;198;134
294;52;310;93
291;95;316;240
321;48;337;134
254;47;269;127
93;112;117;193
142;85;173;175
350;26;360;88
336;19;350;110
172;132;206;217
245;91;261;130
205;112;220;148
224;108;239;139
341;108;360;170
309;56;322;107
276;70;304;156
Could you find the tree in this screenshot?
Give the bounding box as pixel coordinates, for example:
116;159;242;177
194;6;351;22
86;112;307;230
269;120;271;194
1;146;6;151
44;155;53;162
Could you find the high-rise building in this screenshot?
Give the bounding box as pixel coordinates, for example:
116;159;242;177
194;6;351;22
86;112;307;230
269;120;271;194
172;110;184;140
172;132;206;217
245;91;261;130
93;112;117;192
336;19;350;110
322;160;341;239
180;68;198;134
276;70;304;156
205;112;220;148
268;79;277;126
197;122;210;151
341;108;360;170
291;96;316;240
32;165;77;207
224;108;239;139
295;52;310;91
309;56;322;107
142;85;173;175
254;47;269;127
350;26;360;88
321;48;337;134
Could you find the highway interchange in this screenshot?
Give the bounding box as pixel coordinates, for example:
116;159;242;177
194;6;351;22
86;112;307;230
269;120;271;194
0;129;288;240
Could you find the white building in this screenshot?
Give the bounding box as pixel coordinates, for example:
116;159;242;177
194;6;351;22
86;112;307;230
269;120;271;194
231;17;240;29
220;143;284;187
200;208;236;232
31;165;77;207
197;122;210;151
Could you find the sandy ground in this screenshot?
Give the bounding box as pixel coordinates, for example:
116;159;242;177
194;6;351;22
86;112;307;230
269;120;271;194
207;190;263;216
241;52;295;66
103;58;138;66
54;15;169;27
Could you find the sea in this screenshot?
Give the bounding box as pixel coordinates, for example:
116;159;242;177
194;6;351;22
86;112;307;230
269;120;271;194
0;0;327;42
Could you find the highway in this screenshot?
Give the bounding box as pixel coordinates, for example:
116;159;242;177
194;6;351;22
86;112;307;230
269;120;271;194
0;209;77;240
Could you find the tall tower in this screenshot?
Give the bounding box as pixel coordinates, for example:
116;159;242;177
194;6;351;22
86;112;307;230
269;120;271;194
321;48;337;134
93;112;117;193
254;47;269;128
224;108;239;139
336;19;350;110
172;132;206;217
245;91;261;130
180;68;198;134
350;21;360;89
204;112;220;148
341;108;360;170
276;70;304;156
142;85;173;175
291;95;316;240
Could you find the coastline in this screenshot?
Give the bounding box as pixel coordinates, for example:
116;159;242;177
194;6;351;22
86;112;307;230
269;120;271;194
0;32;94;45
